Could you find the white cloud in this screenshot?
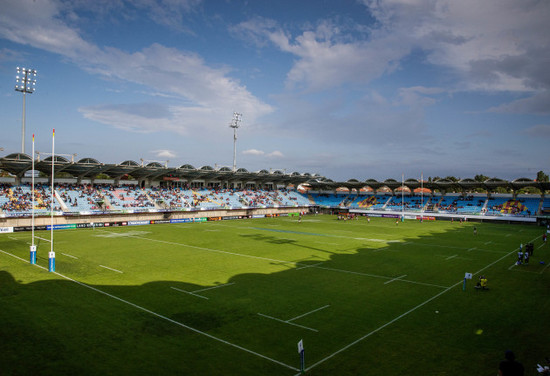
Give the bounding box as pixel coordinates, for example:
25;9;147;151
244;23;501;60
233;17;409;92
361;0;550;92
234;0;550;95
241;149;284;159
267;151;284;158
242;149;264;156
0;0;274;136
152;149;176;158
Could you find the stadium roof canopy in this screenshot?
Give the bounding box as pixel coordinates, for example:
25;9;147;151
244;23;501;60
302;176;550;193
0;153;322;186
1;153;549;192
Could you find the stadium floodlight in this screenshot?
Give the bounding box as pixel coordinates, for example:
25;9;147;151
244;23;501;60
15;67;37;154
229;112;242;172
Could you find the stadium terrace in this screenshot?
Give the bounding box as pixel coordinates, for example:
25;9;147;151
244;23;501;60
1;152;550;226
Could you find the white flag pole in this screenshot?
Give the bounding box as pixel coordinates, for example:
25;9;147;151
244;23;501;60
32;134;35;244
30;134;36;264
48;129;55;272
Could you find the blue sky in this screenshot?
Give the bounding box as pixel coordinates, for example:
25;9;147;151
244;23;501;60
0;0;549;182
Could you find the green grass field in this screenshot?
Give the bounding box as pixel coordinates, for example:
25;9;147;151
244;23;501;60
1;215;549;375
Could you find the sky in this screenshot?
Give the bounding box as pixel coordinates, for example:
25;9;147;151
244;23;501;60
0;0;549;182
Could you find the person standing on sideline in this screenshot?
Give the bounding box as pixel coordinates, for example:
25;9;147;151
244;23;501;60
473;226;477;235
498;350;524;376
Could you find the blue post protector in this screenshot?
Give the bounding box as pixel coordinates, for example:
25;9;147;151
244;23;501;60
48;251;55;272
30;245;37;264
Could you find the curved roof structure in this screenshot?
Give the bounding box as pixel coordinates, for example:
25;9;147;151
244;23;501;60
0;153;320;186
1;153;548;191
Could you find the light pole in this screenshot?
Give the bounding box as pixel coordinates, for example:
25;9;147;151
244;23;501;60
15;67;37;154
229;112;242;172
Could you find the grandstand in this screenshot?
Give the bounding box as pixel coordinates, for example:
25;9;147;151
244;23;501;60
1;153;550;225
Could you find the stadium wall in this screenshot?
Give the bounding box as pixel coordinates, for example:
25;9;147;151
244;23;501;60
0;207;308;230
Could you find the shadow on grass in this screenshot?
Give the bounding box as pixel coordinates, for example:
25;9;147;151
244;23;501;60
0;218;547;376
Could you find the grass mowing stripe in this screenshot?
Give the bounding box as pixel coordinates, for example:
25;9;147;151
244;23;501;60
302;233;543;374
0;248;300;372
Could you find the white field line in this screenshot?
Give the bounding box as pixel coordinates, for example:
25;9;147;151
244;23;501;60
539;262;550;275
295;262;324;270
467;247;476;252
0;249;298;372
410;242;506;254
170;286;208;300
192;282;234;293
287;305;330;322
383;275;407;285
313;265;448;289
537;243;546;250
445;254;458;260
99;265;123;273
8;236;78;260
302;233;542;374
257;313;318;332
125;234;446;289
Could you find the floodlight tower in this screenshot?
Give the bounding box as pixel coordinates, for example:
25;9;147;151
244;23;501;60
229;112;242;172
15;67;37;154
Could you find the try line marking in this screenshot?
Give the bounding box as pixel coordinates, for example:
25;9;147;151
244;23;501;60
0;249;298;373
